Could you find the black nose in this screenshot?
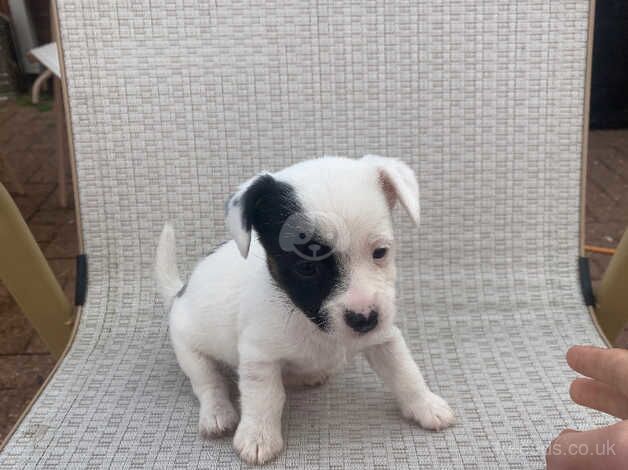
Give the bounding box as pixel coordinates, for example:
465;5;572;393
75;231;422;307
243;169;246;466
344;310;378;334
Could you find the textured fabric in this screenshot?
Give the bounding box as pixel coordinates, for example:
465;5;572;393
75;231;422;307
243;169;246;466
1;1;609;468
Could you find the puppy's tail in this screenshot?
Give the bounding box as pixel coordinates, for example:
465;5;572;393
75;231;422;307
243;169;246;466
155;223;184;310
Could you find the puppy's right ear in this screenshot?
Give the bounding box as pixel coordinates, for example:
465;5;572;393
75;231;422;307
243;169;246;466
361;154;420;227
225;172;273;258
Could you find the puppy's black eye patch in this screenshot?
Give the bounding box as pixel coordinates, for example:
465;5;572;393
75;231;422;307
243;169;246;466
373;247;388;259
240;176;342;331
294;260;318;277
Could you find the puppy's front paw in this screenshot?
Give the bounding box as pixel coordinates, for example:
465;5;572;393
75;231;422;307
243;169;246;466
401;391;455;431
199;400;239;438
233;420;283;465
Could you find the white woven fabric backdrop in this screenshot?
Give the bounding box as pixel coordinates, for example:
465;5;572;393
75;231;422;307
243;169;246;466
1;1;609;468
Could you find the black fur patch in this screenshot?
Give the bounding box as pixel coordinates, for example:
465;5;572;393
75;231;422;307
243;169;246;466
241;175;343;330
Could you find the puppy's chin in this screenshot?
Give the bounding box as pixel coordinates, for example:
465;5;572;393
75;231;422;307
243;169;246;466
305;308;332;332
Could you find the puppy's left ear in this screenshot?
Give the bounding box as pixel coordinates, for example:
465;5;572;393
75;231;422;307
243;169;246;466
361;154;420;227
225;172;272;258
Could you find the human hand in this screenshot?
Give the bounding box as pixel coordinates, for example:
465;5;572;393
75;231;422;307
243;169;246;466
546;346;628;469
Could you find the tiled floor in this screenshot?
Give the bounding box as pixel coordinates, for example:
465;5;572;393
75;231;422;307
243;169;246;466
0;96;626;443
0;97;77;442
586;130;628;284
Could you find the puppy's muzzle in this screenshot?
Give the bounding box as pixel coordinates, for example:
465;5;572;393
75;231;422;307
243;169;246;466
344;310;378;334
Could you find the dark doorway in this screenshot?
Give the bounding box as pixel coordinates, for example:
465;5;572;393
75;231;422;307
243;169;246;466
590;1;628;129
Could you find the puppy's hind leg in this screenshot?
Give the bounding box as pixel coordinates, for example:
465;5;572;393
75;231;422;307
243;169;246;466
171;335;239;438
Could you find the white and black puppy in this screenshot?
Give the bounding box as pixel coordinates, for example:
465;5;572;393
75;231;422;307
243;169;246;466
155;155;455;465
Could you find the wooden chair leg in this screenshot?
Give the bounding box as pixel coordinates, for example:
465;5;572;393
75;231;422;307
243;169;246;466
0;183;73;357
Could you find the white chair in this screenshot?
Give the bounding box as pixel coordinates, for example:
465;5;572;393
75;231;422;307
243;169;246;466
0;1;610;468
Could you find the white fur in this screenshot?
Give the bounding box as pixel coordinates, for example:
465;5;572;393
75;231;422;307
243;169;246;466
155;156;454;465
155;223;183;311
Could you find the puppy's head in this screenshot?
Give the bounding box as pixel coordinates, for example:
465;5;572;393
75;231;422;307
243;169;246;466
226;155;419;338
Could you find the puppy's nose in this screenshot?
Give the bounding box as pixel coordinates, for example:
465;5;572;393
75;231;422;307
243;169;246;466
344;310;378;334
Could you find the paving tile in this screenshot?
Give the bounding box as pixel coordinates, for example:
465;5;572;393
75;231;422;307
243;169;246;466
43;221;79;259
13;152;44;182
585;130;628;282
0;301;34;355
0;355;55;390
9;183;55;221
28;221;59;244
25;331;51;355
28;207;74;226
40;182;75;210
28;160;62;184
0;389;38;441
587;221;627;247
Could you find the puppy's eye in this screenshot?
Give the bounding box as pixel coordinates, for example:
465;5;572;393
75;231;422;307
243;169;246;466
372;247;388;260
294;261;318;277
